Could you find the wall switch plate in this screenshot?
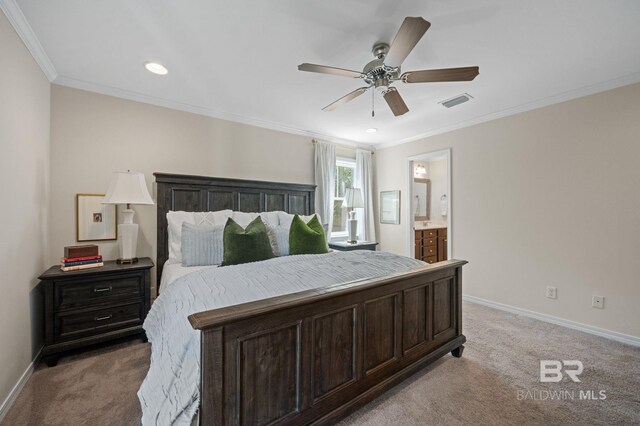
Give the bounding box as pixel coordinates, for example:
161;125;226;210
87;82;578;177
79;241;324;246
592;295;604;309
546;286;557;299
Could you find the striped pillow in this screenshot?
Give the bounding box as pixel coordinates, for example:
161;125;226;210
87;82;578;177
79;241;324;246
265;224;290;257
181;223;224;266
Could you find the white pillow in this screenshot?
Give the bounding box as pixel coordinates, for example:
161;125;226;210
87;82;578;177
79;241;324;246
194;210;233;226
168;210;233;263
260;211;281;226
231;211;260;228
230;211;281;228
265;224;290;257
277;212;321;228
167;211;195;264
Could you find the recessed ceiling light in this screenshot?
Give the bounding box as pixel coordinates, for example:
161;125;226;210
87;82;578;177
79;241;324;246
144;62;168;75
365;128;377;133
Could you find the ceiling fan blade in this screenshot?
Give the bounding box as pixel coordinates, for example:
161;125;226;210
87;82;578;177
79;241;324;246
298;63;364;78
322;87;369;111
384;17;431;69
401;66;479;83
383;87;409;116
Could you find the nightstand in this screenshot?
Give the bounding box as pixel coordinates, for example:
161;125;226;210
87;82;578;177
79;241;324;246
328;241;379;251
38;258;153;366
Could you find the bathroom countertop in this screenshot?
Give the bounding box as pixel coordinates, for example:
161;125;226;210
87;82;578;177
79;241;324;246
414;223;447;230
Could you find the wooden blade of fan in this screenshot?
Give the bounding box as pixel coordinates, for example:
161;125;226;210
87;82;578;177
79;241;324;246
384;17;431;69
402;66;479;83
383;88;409;116
322;87;369;111
298;63;365;78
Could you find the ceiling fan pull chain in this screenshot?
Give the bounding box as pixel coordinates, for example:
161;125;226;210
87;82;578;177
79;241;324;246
372;89;375;117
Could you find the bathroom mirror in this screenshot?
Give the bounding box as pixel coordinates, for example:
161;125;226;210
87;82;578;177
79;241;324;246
413;178;430;221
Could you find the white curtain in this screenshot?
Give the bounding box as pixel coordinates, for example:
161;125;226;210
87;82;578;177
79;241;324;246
355;149;376;242
314;140;336;238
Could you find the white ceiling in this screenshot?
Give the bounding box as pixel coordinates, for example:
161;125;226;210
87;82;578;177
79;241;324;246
9;0;640;147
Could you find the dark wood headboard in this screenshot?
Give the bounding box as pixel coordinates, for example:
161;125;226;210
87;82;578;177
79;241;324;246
154;173;316;289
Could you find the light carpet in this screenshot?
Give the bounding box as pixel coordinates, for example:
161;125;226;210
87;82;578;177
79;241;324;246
2;302;638;425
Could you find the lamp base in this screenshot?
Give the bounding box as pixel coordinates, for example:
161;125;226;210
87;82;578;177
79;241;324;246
116;257;139;265
347;218;358;244
118;210;139;261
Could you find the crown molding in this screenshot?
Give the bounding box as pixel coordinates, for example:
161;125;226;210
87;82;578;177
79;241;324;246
5;0;637;151
377;71;640;150
53;75;374;150
1;0;57;81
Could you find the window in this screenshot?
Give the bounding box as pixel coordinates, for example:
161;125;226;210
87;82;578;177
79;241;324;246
332;158;356;237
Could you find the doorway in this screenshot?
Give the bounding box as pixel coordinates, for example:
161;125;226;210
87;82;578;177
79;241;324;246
407;149;452;263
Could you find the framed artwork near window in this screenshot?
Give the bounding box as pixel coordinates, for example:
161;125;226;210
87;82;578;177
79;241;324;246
380;190;401;224
76;194;117;241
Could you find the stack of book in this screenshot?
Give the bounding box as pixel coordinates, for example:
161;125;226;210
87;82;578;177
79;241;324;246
60;245;104;271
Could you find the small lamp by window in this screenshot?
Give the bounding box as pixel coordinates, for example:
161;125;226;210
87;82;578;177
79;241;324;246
343;188;364;244
103;171;154;263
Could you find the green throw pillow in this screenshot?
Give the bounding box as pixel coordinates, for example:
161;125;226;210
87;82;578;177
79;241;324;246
221;217;274;266
289;214;329;255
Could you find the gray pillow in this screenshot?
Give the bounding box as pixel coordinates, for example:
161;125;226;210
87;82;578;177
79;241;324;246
181;223;224;266
265;224;290;257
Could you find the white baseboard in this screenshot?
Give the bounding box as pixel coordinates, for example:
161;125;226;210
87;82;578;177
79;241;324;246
463;295;640;347
0;349;40;423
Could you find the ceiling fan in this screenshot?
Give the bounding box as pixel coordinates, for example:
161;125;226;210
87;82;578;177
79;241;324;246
298;17;479;117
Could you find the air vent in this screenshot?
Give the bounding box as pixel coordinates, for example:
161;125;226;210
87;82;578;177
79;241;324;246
440;93;473;108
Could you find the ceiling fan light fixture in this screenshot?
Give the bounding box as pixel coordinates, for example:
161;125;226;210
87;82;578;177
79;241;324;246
298;16;478;117
144;62;168;75
365;128;378;133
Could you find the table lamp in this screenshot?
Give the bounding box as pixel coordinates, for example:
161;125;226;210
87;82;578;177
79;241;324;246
344;188;364;244
103;171;154;263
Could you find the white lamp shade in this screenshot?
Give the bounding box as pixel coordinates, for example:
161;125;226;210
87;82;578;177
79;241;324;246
103;171;154;205
344;188;364;209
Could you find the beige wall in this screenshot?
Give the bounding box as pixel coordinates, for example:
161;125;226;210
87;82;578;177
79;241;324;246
0;11;50;409
375;83;640;339
49;85;331;293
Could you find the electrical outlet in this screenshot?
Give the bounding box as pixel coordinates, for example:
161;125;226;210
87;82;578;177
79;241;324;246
592;295;604;309
546;286;557;299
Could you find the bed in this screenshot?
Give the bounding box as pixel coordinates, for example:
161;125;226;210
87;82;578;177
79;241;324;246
142;173;467;425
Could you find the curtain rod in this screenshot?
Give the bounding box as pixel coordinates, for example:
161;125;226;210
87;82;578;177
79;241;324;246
311;139;374;154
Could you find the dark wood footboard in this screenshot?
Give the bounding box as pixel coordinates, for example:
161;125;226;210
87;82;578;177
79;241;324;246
189;259;467;426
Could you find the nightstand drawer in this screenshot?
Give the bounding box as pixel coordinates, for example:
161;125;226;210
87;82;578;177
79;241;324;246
55;302;144;341
54;273;143;311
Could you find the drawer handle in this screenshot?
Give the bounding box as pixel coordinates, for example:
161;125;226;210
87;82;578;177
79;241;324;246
94;286;112;293
95;315;113;322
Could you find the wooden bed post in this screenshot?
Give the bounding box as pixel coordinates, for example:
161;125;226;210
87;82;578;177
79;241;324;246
201;328;224;426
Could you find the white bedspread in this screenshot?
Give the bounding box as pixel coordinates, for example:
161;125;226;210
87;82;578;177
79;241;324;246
138;250;425;425
158;261;216;293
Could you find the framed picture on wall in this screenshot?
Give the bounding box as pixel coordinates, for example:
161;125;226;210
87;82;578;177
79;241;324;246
380;190;401;224
76;194;117;241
